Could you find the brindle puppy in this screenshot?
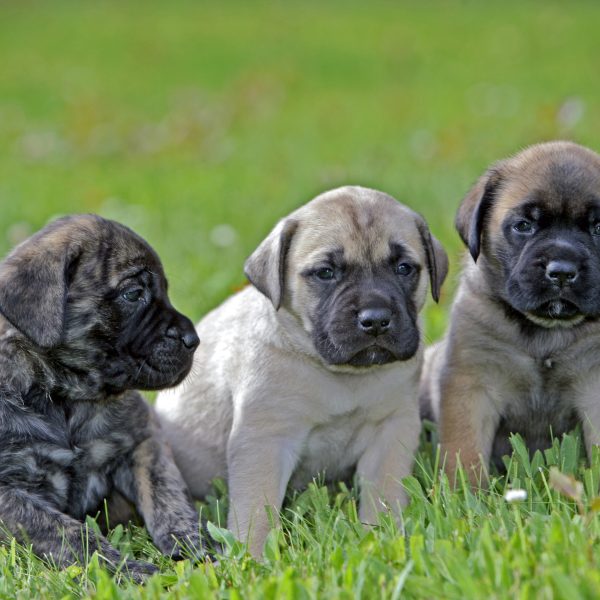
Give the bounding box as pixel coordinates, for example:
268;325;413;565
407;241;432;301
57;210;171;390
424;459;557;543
420;141;600;484
0;214;202;580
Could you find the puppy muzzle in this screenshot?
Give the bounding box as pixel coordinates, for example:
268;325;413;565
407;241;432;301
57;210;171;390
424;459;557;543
132;311;199;389
507;247;600;327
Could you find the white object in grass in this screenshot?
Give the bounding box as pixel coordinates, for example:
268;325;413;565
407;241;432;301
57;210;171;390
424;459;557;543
504;489;528;502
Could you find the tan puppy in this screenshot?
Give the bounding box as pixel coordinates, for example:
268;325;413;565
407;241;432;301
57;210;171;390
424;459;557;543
421;141;600;484
156;186;448;556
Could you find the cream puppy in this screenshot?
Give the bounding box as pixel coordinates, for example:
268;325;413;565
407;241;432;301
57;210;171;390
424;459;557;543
156;186;448;556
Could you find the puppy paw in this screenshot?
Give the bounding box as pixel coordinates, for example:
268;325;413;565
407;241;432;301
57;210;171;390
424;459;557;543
153;529;206;561
121;559;159;583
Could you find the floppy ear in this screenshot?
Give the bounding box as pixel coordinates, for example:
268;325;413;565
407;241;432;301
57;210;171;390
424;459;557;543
455;163;506;262
416;219;449;303
0;230;80;348
244;219;298;310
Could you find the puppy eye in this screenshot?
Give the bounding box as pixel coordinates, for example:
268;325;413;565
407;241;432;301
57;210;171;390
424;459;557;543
592;223;600;236
513;220;534;233
315;268;335;281
122;289;144;302
395;262;413;276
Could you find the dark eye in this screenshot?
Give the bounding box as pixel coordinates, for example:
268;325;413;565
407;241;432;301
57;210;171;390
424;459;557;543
395;262;413;276
513;220;534;233
315;267;335;281
592;223;600;236
122;289;144;302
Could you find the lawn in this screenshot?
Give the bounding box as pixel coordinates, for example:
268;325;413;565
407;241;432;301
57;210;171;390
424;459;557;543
1;1;600;597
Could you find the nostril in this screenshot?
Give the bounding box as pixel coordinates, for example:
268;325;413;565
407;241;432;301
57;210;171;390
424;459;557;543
182;330;200;350
182;330;200;349
357;308;392;336
545;260;578;286
166;325;200;349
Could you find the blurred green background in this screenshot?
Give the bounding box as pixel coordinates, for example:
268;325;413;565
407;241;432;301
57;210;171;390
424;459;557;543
1;0;599;340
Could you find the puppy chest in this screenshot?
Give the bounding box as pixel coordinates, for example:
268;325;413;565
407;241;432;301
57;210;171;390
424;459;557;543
64;439;128;518
4;403;138;519
2;441;114;517
492;360;579;462
289;410;376;488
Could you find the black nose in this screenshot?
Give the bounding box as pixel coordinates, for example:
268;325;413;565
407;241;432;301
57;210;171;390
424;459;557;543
166;326;200;350
358;307;392;336
545;260;578;287
182;330;200;350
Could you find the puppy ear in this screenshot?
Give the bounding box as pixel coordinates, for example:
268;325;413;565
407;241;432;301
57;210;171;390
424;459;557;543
416;219;449;303
0;230;80;348
455;163;506;262
244;219;298;310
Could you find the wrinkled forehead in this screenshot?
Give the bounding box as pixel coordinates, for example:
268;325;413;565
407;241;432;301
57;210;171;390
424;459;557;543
493;151;600;225
76;221;165;287
110;233;164;284
291;192;424;266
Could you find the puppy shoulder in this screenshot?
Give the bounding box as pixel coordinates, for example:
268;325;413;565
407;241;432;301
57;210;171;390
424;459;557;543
105;390;153;436
443;276;531;391
0;321;37;395
154;287;272;421
195;286;282;371
419;338;448;421
197;286;272;336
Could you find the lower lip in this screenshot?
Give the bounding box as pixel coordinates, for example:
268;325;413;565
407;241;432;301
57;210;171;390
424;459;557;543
531;299;580;320
347;346;396;366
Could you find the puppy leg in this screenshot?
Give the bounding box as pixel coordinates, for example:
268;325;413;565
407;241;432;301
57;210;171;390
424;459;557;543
101;491;137;530
227;430;302;558
582;416;600;461
574;383;600;459
419;341;445;421
113;436;202;560
439;372;499;487
0;485;156;581
356;410;420;525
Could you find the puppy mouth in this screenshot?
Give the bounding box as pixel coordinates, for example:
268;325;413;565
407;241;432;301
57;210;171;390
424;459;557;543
525;299;585;328
133;354;194;389
346;345;398;367
315;325;420;368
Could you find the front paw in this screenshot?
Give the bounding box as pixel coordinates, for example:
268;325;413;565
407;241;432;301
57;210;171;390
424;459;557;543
121;559;159;583
153;528;205;561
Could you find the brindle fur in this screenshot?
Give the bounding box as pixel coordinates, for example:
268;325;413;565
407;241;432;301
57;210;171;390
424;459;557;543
0;215;203;580
420;141;600;483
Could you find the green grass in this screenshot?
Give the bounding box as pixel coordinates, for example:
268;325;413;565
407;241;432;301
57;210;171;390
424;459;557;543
1;1;600;597
3;433;600;599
